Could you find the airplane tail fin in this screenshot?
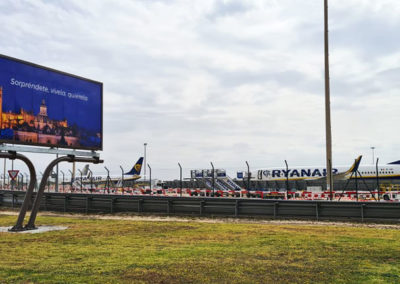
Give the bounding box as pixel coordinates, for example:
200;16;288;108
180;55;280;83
388;160;400;165
125;157;144;175
345;155;362;175
81;164;91;178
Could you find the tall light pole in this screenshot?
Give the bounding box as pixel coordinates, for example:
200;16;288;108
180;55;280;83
324;0;333;194
371;147;375;164
144;143;147;184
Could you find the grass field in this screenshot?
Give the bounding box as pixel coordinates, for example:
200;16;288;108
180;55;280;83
0;212;399;283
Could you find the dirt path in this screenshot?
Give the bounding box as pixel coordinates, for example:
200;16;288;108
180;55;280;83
1;209;399;230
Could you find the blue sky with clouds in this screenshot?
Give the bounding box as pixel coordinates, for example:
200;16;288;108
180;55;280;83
0;0;399;180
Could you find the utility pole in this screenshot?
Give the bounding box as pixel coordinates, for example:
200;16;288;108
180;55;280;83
324;0;333;194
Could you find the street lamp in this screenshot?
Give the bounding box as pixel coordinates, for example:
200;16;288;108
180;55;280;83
371;147;375;164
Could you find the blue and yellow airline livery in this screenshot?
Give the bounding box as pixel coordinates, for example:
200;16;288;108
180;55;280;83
80;157;144;185
239;155;400;181
125;157;144;176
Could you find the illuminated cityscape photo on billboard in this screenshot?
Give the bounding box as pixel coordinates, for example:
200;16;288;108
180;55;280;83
0;55;102;150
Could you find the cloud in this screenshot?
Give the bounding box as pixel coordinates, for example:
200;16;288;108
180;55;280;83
0;0;399;180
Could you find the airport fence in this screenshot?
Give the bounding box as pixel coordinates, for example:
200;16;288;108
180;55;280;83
1;190;399;222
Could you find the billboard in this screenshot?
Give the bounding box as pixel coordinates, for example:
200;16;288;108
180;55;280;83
0;55;102;150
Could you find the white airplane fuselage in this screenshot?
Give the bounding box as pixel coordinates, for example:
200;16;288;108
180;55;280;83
252;165;400;181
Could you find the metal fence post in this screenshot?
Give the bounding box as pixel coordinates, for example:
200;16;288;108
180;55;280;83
284;160;289;198
178;163;182;197
210;162;215;196
148;164;152;194
376;158;380;201
246;161;250;193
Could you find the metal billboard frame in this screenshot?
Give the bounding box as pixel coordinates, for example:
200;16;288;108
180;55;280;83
0;54;103;151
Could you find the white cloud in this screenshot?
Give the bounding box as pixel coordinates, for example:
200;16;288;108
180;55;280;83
0;0;399;180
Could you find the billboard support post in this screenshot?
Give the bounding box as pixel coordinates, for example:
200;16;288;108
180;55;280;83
0;151;37;232
25;155;103;230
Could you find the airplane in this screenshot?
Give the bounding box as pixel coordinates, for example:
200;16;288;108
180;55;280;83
77;157;144;186
238;156;400;181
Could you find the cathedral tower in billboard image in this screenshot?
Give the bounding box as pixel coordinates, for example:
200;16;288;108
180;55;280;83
0;86;79;147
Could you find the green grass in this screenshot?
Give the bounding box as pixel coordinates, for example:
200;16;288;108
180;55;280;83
0;213;399;283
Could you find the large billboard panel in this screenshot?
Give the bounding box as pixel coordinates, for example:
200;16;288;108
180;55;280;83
0;55;102;150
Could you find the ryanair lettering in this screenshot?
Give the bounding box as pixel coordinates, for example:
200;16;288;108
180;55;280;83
262;168;338;178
